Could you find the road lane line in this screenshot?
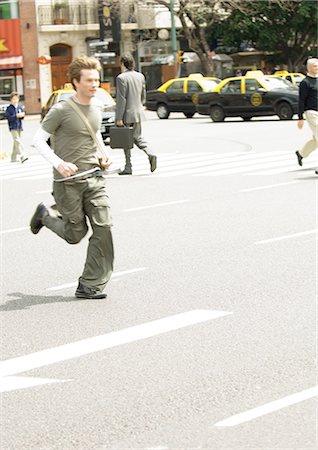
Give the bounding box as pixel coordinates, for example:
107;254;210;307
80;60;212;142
0;310;232;377
214;386;318;427
0;376;71;393
255;229;318;244
46;267;147;291
124;200;189;212
240;181;300;192
0;226;29;235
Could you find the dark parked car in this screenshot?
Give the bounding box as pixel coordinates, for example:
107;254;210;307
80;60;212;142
194;73;299;121
41;84;115;142
145;74;221;119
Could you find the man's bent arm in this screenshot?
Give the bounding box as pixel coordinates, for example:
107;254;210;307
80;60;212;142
33;127;63;168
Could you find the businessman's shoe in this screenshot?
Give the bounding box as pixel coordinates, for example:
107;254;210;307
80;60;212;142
75;282;107;299
30;202;48;234
149;155;157;172
118;169;132;175
295;151;303;166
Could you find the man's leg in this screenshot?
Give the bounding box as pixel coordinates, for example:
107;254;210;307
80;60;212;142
10;130;19;162
31;182;88;243
119;147;132;174
133;122;157;172
299;110;318;158
79;177;114;293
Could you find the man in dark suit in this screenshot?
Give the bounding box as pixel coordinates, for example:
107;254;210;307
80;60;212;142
115;54;157;175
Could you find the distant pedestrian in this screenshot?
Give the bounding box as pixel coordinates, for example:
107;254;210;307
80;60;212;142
5;92;28;163
30;55;114;299
115;54;157;175
295;58;318;169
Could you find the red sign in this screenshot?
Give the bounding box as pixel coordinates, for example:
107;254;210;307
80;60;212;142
0;19;22;57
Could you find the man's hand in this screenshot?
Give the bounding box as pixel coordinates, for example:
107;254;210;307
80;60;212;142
116;119;124;127
57;161;78;178
297;119;304;130
99;158;112;169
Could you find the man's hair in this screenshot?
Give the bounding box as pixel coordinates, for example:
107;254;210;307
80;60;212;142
68;56;101;89
10;91;19;99
120;54;135;71
307;57;318;68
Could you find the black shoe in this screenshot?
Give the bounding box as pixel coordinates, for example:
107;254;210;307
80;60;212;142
30;202;48;234
75;282;107;299
295;151;303;166
149;155;157;172
315;170;318;175
118;169;132;175
20;155;28;163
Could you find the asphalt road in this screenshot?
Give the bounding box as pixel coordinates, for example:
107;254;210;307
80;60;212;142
0;112;317;450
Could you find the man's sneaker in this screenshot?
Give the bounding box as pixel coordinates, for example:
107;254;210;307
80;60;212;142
30;202;48;234
295;151;303;166
75;282;107;299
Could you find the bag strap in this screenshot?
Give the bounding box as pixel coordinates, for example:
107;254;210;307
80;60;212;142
67;98;107;161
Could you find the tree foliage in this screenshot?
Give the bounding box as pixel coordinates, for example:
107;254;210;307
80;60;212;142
213;0;318;70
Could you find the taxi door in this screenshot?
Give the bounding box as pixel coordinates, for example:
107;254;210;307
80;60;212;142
218;79;243;113
242;79;272;113
164;80;186;112
185;80;203;113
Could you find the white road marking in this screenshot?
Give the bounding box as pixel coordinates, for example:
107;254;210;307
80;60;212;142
0;376;70;393
0;226;29;235
46;267;147;291
124;200;189;212
36;190;52;194
240;181;300;192
0;310;232;379
255;229;318;244
214;386;318;427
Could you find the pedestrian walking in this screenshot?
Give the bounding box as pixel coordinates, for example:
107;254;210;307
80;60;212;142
5;92;28;163
295;58;318;169
30;55;114;299
115;54;157;175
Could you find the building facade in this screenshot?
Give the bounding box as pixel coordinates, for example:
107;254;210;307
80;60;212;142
0;0;182;113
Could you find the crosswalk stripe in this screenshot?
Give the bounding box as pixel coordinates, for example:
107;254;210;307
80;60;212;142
1;151;317;180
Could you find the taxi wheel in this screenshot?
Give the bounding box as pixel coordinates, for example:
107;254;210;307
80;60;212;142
210;106;225;122
277;102;293;120
184;112;195;118
242;116;252;121
156;104;170;119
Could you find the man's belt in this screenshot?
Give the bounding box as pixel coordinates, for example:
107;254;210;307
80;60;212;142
54;167;120;182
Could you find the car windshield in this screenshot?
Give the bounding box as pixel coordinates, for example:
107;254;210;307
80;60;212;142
94;89;115;106
262;77;294;90
60;92;74;101
200;80;219;91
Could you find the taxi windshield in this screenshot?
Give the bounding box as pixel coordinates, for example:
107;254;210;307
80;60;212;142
262;77;294;90
200;79;219;91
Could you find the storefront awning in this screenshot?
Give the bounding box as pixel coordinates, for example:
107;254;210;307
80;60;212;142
0;55;23;69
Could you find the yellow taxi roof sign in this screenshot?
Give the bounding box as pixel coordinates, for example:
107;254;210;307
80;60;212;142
273;70;289;75
245;70;265;77
188;73;203;79
63;83;73;90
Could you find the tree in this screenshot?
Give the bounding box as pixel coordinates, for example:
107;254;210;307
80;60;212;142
213;0;318;70
145;1;293;75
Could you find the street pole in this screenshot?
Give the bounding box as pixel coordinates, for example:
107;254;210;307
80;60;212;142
170;0;178;75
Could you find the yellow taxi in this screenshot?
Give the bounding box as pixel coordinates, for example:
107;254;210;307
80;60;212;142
41;84;116;142
269;70;305;86
145;74;221;119
195;71;299;121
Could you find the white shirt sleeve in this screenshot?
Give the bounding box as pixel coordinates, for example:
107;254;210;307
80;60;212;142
33;127;63;169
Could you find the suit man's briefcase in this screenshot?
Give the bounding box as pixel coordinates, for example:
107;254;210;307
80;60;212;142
110;126;134;149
